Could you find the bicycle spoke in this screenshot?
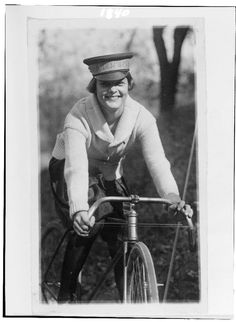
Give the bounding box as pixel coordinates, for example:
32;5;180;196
135;258;141;302
142;262;147;302
127;242;159;303
129;256;147;303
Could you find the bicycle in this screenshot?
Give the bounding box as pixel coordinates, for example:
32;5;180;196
41;195;196;304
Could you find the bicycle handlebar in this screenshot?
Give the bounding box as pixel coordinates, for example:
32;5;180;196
88;195;194;230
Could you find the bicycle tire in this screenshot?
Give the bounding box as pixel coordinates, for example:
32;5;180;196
126;241;159;303
41;220;67;303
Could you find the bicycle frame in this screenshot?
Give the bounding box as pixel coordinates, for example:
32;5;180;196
86;195;195;303
41;195;195;303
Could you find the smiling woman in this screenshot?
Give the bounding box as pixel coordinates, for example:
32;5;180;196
49;52;193;303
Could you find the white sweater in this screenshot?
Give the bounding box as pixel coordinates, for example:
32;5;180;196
52;94;179;218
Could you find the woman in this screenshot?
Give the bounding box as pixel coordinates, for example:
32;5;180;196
49;52;193;303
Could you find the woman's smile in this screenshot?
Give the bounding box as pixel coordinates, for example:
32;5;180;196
104;94;121;100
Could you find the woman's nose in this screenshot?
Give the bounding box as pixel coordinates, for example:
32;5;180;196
108;85;117;92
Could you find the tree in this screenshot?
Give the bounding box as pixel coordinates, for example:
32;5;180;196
153;26;189;111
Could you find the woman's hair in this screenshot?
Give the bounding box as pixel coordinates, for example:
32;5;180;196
86;72;135;93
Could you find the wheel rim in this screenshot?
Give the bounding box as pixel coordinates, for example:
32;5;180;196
41;223;68;302
127;242;159;303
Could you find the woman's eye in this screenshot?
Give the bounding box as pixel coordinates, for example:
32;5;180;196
99;80;126;88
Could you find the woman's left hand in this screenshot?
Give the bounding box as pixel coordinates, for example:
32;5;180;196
166;193;193;219
169;200;193;219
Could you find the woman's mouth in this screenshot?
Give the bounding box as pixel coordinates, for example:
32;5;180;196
104;95;121;100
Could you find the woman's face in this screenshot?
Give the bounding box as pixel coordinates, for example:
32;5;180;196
96;78;129;113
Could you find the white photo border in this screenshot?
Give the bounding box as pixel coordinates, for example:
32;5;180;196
5;5;234;318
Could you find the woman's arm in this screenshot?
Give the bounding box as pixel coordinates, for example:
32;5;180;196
64;128;90;218
137;111;193;218
138;117;180;199
64;128;95;235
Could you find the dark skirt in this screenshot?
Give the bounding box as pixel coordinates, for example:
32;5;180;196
48;157;130;231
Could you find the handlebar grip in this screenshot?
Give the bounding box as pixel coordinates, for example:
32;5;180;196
184;213;197;252
185;215;194;230
188;229;197;252
179;209;197;252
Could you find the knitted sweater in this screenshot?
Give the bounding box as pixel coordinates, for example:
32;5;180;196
52;94;179;218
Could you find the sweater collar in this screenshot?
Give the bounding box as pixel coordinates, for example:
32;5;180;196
85;94;140;147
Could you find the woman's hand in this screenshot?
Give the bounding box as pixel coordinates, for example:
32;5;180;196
166;193;193;219
169;200;193;219
72;211;95;236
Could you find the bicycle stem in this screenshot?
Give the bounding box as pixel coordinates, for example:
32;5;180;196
127;206;138;241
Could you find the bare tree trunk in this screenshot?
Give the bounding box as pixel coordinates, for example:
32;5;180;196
153;26;189;111
125;29;136;51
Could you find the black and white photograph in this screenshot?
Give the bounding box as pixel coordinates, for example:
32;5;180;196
39;16;199;304
5;4;234;318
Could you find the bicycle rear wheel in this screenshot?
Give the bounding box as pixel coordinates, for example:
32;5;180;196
126;241;159;303
41;220;68;303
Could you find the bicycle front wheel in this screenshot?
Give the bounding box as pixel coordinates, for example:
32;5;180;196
126;242;159;303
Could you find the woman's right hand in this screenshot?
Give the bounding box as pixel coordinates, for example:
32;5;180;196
72;211;95;236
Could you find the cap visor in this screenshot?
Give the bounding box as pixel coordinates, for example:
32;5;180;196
95;71;128;81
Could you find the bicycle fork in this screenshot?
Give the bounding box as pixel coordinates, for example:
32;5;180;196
123;241;128;303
